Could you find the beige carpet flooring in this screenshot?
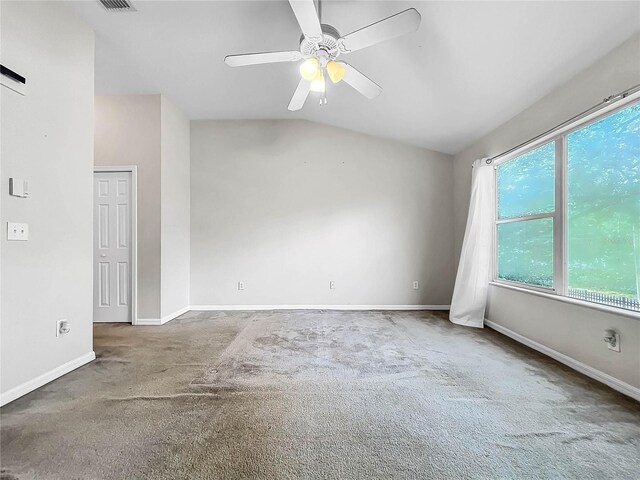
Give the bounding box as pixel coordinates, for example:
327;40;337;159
1;310;639;479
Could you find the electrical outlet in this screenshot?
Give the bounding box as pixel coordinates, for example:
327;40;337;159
56;319;70;337
604;329;620;352
238;281;245;291
329;281;335;289
413;281;419;290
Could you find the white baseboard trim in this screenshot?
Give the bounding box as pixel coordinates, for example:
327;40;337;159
485;320;640;402
0;351;96;407
137;305;448;325
162;306;190;324
136;318;161;325
189;304;450;311
136;306;190;326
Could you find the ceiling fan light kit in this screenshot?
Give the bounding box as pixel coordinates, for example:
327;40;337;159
224;0;421;111
326;61;345;84
299;57;319;80
309;70;325;93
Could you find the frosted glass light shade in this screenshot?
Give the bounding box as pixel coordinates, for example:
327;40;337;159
326;61;345;83
309;70;325;93
299;58;319;81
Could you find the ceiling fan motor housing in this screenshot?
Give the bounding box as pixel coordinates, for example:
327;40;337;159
299;24;341;63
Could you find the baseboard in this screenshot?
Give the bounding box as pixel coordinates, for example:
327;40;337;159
136;318;161;325
0;351;96;407
136;306;190;326
485;320;640;402
189;304;450;311
136;305;448;326
161;306;190;324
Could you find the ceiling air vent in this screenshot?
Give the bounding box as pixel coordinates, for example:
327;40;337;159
99;0;136;12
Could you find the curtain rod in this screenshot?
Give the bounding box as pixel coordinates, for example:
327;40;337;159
484;83;640;165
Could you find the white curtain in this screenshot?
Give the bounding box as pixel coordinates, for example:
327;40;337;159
449;158;495;328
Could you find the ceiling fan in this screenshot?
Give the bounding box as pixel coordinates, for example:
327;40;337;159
224;0;421;111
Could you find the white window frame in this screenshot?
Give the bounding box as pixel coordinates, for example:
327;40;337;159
493;139;561;294
492;93;640;314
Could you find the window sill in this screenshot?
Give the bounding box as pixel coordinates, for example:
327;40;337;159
489;281;640;321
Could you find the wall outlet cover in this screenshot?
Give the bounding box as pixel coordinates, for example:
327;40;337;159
56;319;70;337
607;332;621;352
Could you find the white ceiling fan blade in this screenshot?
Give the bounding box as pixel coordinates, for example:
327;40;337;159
288;79;311;111
224;51;302;67
339;8;421;53
340;63;382;99
289;0;322;40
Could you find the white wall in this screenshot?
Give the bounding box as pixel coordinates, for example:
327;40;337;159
95;94;190;322
453;33;640;390
1;1;95;403
190;120;454;307
160;96;190;318
95;94;162;319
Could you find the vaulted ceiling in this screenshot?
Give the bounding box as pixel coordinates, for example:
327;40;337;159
67;1;640;154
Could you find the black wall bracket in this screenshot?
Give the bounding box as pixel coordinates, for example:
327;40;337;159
1;64;27;95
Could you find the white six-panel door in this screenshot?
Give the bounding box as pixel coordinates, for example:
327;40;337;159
94;171;132;323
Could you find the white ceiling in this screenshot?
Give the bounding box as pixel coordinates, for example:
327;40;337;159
67;1;640;154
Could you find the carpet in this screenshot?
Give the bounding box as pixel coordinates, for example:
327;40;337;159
1;310;638;479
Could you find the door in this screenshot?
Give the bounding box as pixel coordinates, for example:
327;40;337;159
94;171;132;323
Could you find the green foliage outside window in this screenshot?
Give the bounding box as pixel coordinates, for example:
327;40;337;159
496;102;639;309
567;103;640;300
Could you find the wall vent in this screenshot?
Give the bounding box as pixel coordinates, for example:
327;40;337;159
99;0;136;12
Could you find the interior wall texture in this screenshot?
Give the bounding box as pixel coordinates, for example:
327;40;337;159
94;94;190;321
452;33;640;390
160;96;191;318
1;1;95;398
95;94;162;319
190;120;455;307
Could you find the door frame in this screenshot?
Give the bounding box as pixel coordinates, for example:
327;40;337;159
93;165;138;325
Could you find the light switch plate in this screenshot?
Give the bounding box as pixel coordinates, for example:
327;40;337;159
7;222;28;241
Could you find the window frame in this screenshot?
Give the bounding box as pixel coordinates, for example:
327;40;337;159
492;93;640;313
494;140;561;293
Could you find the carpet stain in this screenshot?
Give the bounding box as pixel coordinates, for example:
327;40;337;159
1;311;638;479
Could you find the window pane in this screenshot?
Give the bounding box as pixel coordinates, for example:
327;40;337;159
567;102;640;311
497;142;555;219
497;218;553;288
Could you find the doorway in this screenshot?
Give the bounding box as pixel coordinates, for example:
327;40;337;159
93;166;138;324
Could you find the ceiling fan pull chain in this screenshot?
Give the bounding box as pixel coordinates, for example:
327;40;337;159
318;89;327;106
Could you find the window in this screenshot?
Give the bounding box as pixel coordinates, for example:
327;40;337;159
496;142;555;288
495;100;640;313
567;103;640;310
